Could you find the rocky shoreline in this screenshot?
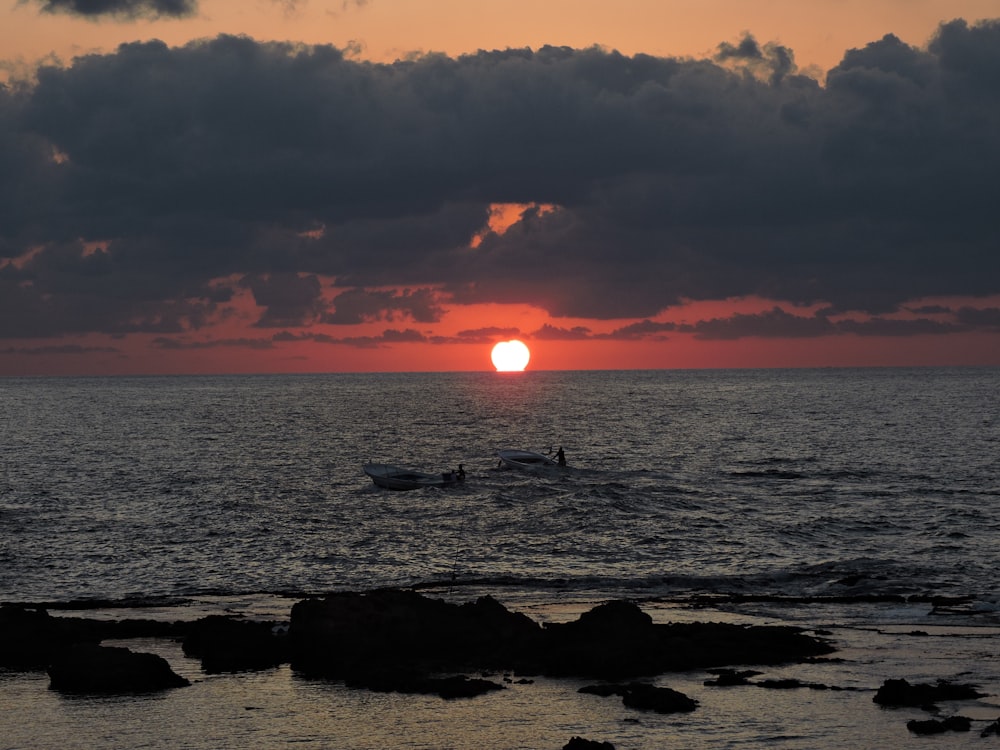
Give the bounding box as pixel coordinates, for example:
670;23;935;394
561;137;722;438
2;588;996;746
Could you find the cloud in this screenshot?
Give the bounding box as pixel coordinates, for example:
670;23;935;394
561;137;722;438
600;320;677;340
1;20;1000;346
272;326;433;348
954;306;1000;329
336;328;428;348
679;307;968;340
0;343;120;355
25;0;198;20
151;335;275;350
456;326;522;340
715;32;797;84
241;272;323;327
531;323;592;340
682;308;837;340
322;287;445;325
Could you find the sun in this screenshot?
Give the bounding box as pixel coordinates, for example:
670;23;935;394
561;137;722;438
491;340;531;372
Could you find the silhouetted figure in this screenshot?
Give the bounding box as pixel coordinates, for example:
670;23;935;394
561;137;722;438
555;447;566;466
457;464;466;481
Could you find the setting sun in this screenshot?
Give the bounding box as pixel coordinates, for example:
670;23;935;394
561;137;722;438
491;340;530;371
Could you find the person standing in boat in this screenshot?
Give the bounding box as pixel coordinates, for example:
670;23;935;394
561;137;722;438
457;464;466;481
555;447;566;466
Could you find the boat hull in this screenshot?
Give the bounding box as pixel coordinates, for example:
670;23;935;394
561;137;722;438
363;463;462;490
496;449;561;472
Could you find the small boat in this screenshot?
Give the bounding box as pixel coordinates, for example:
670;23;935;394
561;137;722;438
363;463;465;491
496;449;562;471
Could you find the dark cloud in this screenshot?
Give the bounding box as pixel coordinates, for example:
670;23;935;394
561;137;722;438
908;304;952;315
27;0;198;20
337;328;428;348
1;20;999;345
600;320;677;340
678;307;967;340
272;330;336;344
322;287;445;325
242;272;323;327
531;323;592;340
273;326;430;349
835;317;959;336
0;343;120;355
715;32;797;84
682;308;836;340
954;306;1000;328
151;335;275;350
456;326;522;341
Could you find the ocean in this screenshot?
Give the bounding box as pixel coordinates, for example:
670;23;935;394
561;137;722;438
1;368;998;748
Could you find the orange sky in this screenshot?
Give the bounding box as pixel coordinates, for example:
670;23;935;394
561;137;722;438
1;1;999;374
6;0;1000;74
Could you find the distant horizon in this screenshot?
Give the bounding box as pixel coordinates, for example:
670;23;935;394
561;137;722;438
3;361;998;381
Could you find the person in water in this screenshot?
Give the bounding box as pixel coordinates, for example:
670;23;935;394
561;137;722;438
555;447;566;466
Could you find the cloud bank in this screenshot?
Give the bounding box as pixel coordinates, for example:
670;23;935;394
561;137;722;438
1;19;999;346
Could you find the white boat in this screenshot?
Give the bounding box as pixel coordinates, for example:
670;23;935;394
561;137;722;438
363;463;465;491
496;449;563;471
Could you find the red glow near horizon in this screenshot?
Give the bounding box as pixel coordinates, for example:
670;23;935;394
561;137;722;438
2;292;999;376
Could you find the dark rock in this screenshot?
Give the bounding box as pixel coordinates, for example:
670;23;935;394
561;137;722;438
907;719;947;735
704;668;761;686
47;644;189;694
873;678;984;707
579;683;625;698
980;718;1000;737
289;589;541;679
907;716;971;735
423;675;504;700
539;601;659;678
942;715;972;731
10;589;834;703
182;615;287;673
703;669;847;691
288;590;833;695
622;682;698;713
564;737;616;749
541;604;833;679
580;681;697;714
0;604;188;671
0;605;96;670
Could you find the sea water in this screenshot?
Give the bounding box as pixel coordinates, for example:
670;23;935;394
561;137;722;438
1;368;999;748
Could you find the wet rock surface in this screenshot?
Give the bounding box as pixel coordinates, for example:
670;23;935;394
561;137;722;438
906;715;972;734
182;615;287;673
288;590;835;684
47;643;190;694
4;590;834;701
563;737;616;749
579;681;698;713
0;603;184;670
873;677;985;708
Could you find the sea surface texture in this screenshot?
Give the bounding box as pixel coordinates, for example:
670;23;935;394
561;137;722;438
2;368;999;749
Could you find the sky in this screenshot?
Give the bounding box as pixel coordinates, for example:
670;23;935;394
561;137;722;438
1;0;999;375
